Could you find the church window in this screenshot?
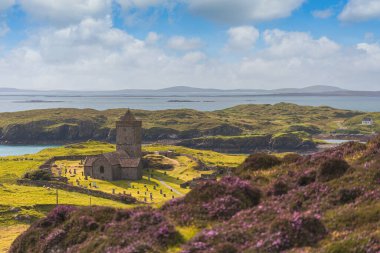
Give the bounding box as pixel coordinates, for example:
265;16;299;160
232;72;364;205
100;166;105;174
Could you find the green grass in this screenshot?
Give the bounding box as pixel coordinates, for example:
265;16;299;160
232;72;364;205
144;144;246;167
0;141;115;184
0;104;372;143
55;159;188;204
0;225;28;253
0;141;243;252
168;226;200;253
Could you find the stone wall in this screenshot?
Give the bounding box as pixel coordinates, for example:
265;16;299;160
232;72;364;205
39;155;96;169
17;179;137;204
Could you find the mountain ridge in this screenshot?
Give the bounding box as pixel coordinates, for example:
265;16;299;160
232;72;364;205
2;85;380;96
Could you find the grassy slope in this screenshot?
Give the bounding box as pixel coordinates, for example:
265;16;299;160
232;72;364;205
0;103;373;136
3;139;380;252
0;141;245;252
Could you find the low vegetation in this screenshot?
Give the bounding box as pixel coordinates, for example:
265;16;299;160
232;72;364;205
0;103;375;146
2;133;380;252
0;141;245;252
10;206;183;253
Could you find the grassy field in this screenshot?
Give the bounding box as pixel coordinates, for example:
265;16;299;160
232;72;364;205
0;225;29;253
0;141;245;252
53;158;191;204
144;144;246;167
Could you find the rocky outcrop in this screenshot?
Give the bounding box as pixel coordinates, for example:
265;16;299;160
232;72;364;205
142;127;180;141
0;121;243;144
270;133;303;150
179;135;271;153
1;120;107;143
179;134;316;153
202;124;243;136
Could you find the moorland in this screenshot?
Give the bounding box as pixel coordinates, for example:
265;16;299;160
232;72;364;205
0;103;378;152
3;134;380;253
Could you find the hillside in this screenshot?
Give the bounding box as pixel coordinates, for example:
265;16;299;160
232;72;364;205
0;103;374;146
0;141;245;252
9;135;380;252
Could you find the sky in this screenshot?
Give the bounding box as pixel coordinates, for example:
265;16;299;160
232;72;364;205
0;0;380;90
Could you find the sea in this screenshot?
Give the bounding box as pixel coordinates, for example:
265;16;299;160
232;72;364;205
0;91;379;156
0;145;57;157
0;91;380;112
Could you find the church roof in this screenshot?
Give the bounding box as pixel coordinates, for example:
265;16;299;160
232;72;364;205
103;150;129;166
119;109;136;121
84;157;97;167
84;150;141;168
120;158;141;168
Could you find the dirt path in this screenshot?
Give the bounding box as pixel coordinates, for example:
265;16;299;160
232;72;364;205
155;176;184;196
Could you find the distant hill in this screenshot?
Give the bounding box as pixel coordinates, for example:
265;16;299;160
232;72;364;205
155;85;348;94
0;88;31;92
157;86;223;92
271;85;346;94
1;85;380;96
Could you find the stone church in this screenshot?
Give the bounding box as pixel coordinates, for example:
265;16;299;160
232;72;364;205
84;110;143;181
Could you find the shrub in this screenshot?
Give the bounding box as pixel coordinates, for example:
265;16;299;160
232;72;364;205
373;171;380;184
10;207;183;253
297;171;316;186
23;169;52;181
282;153;302;164
46;205;76;224
236;153;281;175
336;188;361;204
267;214;327;251
317;158;350;182
215;243;238;253
162;177;261;225
270;180;289;196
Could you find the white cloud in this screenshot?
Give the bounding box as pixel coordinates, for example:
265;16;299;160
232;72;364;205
117;0;167;9
357;42;380;54
339;0;380;21
227;26;259;51
187;0;305;23
0;17;213;90
19;0;112;25
0;21;380;91
0;0;15;12
183;51;205;63
146;32;160;44
167;36;203;51
0;22;9;37
263;29;340;58
312;8;334;19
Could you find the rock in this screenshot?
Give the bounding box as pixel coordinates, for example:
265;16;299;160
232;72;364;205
202;124;242;136
179;135;272;153
143;127;180;141
270;133;303;150
14;214;33;223
9;207;22;213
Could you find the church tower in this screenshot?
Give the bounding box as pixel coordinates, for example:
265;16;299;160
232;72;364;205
116;109;142;158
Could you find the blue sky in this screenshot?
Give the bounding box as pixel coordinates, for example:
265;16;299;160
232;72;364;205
0;0;380;90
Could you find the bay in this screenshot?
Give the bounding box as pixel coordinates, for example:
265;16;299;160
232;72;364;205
0;92;380;112
0;145;57;157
